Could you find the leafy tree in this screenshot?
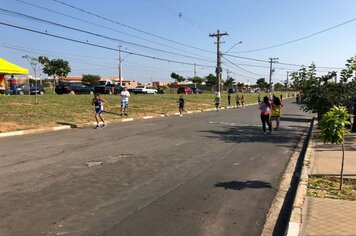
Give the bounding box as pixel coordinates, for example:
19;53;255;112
82;74;101;86
38;56;71;94
318;106;350;189
224;77;235;87
189;76;205;84
170;72;185;82
205;73;216;86
256;78;268;90
273;82;284;91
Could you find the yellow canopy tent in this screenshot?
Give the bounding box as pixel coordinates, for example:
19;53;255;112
0;58;29;91
0;58;29;75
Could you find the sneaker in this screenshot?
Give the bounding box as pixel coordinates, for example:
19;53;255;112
95;124;100;129
124;113;128;116
102;123;107;128
120;113;123;116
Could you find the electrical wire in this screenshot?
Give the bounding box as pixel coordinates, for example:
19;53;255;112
0;21;216;69
15;0;212;59
52;0;215;54
0;8;215;63
230;16;356;53
221;55;265;76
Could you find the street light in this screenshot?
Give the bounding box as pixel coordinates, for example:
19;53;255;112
224;41;243;54
22;55;39;104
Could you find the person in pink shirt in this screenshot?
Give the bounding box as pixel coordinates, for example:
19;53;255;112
259;96;272;134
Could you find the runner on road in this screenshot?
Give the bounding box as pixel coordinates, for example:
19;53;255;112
92;94;107;128
270;95;283;130
215;95;221;111
178;95;186;116
259;96;272;134
120;87;130;116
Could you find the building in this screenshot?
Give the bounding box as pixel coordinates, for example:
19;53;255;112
152;81;172;87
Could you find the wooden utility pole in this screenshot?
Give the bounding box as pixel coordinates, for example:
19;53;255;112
209;30;228;96
268;57;279;94
118;45;122;86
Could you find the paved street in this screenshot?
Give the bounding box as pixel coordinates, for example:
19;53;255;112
0;99;313;236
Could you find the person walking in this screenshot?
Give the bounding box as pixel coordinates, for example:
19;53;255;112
227;93;231;106
270;96;283;130
178;95;186;116
92;93;107;128
257;93;261;104
120;87;130;116
259;96;272;134
215;95;221;111
236;94;240;108
241;95;245;108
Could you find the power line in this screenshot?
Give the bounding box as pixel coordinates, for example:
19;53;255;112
52;0;215;54
221;55;264;76
230;16;356;53
0;21;216;68
15;0;211;59
0;8;215;63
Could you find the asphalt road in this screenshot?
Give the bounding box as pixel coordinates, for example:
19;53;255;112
0;99;313;236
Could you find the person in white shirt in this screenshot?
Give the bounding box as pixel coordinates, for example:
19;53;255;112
120;87;130;116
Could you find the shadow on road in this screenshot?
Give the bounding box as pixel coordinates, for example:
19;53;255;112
56;122;77;128
214;180;272;190
280;116;311;123
199;125;300;146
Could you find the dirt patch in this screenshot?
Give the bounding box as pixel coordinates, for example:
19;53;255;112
307;176;356;201
0;122;25;133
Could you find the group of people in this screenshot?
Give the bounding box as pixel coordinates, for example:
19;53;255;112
92;87;130;128
227;93;245;108
258;95;283;134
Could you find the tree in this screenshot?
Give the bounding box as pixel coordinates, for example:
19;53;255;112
82;74;101;86
189;76;205;84
170;72;185;82
256;78;268;90
38;56;71;94
290;58;356;119
273;82;284;91
318;106;350;190
224;77;235;87
205;73;216;86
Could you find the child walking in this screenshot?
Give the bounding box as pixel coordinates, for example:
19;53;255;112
178;95;186;116
92;94;107;128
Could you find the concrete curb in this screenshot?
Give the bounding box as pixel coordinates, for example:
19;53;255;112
261;115;314;236
284;117;316;236
0;125;71;138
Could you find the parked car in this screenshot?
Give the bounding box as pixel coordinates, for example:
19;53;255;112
192;87;203;94
228;88;235;94
177;86;193;94
6;83;45;95
55;82;94;95
129;86;157;94
93;80;123;94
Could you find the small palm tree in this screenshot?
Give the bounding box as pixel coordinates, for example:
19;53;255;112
318;106;350;190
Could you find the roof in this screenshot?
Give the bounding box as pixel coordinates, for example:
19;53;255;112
0;58;29;75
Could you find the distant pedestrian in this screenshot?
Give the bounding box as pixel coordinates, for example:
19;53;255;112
178;95;186;116
241;95;245;108
227;93;231;106
280;94;283;101
259;96;272;134
215;95;221;111
270;96;283;130
257;93;261;104
236;94;240;107
92;93;107;128
120;87;130;116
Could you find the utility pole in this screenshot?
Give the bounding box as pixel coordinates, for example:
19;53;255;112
268;57;279;95
118;45;122;86
286;71;289;97
209;30;228;97
194;63;196;77
23;55;39;104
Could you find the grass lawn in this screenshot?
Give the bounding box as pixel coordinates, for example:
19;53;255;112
307;176;356;201
0;92;277;132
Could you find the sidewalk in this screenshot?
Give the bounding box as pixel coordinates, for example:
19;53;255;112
300;133;356;235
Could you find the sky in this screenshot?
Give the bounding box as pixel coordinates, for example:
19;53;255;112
0;0;355;84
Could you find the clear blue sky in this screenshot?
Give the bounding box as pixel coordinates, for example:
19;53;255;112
1;0;355;84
